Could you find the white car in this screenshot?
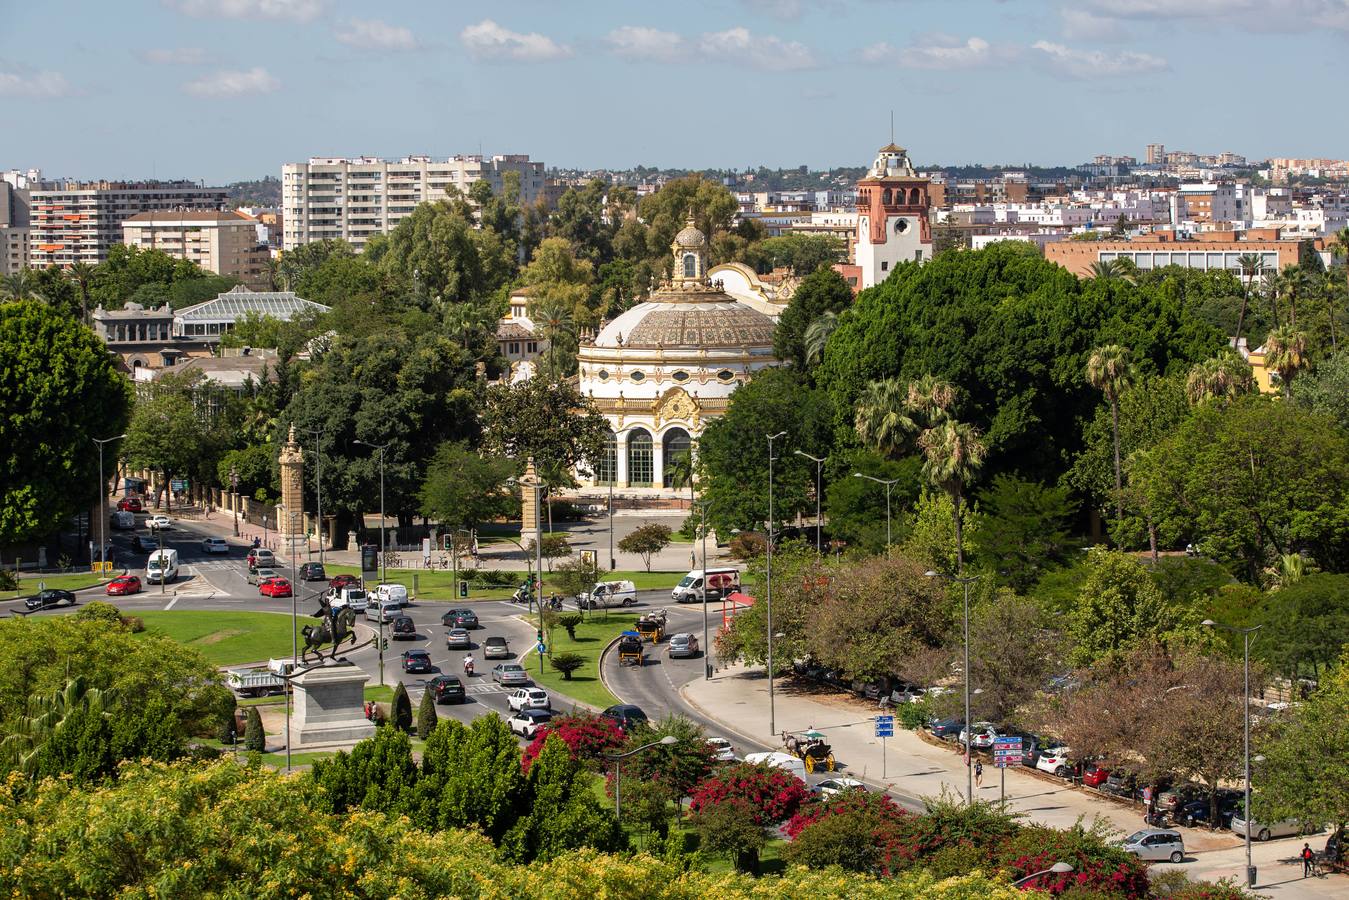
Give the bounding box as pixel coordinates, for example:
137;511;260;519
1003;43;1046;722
958;722;1000;749
1036;746;1073;777
372;583;409;607
508;708;552;739
328;587;369;612
507;687;551;712
201;537;229;554
814;777;867;797
147;515;172;530
706;737;736;762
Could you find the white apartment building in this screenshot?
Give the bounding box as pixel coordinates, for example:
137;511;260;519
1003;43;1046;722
281;154;546;252
122;210;272;289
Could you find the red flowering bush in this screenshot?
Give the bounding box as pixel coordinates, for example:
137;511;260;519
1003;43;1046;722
521;712;624;771
995;824;1150;899
687;762;810;826
783;788;909;838
1163;878;1261;900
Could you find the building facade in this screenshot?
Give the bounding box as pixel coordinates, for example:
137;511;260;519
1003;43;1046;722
1045;235;1301;279
28;180;228;268
122;210;271;289
281;154;547;251
854;144;933;289
174;284;330;342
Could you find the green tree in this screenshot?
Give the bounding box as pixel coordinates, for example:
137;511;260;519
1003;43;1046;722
66;261;96;323
1256;574;1349;682
690;798;766;873
0;269;48;303
1086;344;1138;523
918;418;986;575
244;707;265;752
122;387;207;511
1292;348;1349;431
377;199;510;305
974;475;1076;591
1185;353;1254;405
1264;324;1310;398
1235;252;1267;346
618;523;673;572
968;594;1062;724
418;442;518;533
619;714;718;801
391;682;413;732
823;451;921;555
407;715;524;838
635;176;740;266
0;301;130;544
774;268;855;371
416;686;439;738
501;733;624;863
1066;548;1175;667
310;725;418;814
550;555;601;599
756;233;845;275
482;379;611;485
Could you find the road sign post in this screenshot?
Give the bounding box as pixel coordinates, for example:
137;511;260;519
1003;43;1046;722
992;736;1023;809
875;715;894;779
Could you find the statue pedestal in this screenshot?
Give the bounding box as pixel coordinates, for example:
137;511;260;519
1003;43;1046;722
291;662;375;747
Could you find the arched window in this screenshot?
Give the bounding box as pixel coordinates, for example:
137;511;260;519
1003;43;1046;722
663;429;692;489
627;429;653;487
683;253;697;278
882;188;892;205
594;431;617;485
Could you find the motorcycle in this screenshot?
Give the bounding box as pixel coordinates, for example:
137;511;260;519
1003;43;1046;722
511;585;534;605
547;594;564;610
463;657;475;677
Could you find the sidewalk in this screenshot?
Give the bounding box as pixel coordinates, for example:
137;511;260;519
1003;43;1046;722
682;666;1346;897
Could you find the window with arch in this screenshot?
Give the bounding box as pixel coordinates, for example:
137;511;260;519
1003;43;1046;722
629;370;645;382
594;431;617;485
662;428;692;489
683;253;697;278
882;188;892;205
716;369;735;382
627;429;653;486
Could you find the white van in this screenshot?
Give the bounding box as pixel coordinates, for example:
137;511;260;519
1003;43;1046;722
672;568;740;603
110;510;135;530
329;586;368;612
371;583;408;608
145;549;179;584
578;580;637;609
744;751;808;781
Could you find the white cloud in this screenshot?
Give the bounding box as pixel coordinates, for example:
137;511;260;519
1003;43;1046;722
1059;9;1132;41
138;47;210;64
0;63;71;97
183;66;280;97
698;26;817;70
862;35;1007;69
460;19;572;61
605;26;688;62
1031;40;1167;77
1082;1;1349;34
335;18;418;51
166;0;323;22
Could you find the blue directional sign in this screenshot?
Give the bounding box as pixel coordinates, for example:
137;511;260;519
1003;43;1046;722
992;735;1023;768
536;643;547;655
874;715;894;738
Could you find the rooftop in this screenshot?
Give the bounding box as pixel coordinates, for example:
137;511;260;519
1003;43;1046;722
176;285;329;322
123;210;256;224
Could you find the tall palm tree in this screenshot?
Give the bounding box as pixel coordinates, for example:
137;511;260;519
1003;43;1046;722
531;296;576;382
905;373;957;421
1185;355;1253;405
1264;325;1309;398
1328;227;1349;351
803;311;838;366
1087;259;1125;281
1234;252;1266;347
1086;344;1137;524
854;377;918;457
0;270;47;304
1278;265;1311;329
67;261;96;323
918;419;986;575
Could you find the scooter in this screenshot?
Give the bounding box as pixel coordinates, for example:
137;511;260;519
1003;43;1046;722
511;585;534;605
463;657;475;677
547;594;564;610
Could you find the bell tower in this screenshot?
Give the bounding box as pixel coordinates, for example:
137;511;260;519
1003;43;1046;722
855;144;933;289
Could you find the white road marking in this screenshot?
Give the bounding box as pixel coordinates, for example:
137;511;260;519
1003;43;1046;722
164;596;179;610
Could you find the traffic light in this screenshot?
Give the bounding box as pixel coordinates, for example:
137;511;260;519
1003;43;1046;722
380;637;388;651
458;580;467;598
536;630;544;643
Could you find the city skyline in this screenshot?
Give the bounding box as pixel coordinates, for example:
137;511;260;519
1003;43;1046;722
3;0;1347;182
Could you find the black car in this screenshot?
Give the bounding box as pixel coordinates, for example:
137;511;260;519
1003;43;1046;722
25;589;77;611
1102;772;1137;798
429;674;466;704
299;562;327;582
401;650;433;673
1177;795;1242;829
601;704;649;732
441;607;480;629
391;616;417;639
929;717;965;740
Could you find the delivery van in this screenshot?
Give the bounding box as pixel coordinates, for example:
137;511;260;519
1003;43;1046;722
672;568;740;603
145;548;179;584
110;510;135;530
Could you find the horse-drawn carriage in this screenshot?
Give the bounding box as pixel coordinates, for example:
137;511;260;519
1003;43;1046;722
617;631;645;667
784;730;836;773
636;609;668;643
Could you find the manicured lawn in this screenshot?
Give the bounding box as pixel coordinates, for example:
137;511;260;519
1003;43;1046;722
323;565;682;601
363;684;394;703
530;613;638;710
135;610;298;667
257;750;337;769
1;571;112;600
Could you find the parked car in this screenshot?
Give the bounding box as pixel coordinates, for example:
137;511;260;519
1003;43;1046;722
667;633;700;658
1082;763;1111;788
428;674;465;704
401;650;433;674
1157;783;1207;817
507;687;551;712
1120;829;1186;863
492;663;530;686
815;777;867;797
328;573;359;590
706;737;736;762
929;717;965;740
146;514;172;531
1036;746;1074;778
1103;772;1138;798
1177;795;1242;829
25;589;76;611
1230;812;1310;842
483;636;511;659
246;548;275;571
299;562;327;582
117;497;143;512
391;616;417;639
446;628;472;650
508;708;552;739
372;583;409;608
601;704;649;732
441;608;479;629
105;574;141;596
958;722;1000;749
247;567;278;586
201;537;229;555
258;577;292;598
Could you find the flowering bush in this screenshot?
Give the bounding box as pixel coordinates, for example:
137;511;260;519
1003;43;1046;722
521;712;624;770
784;789;910;838
687;762;810;825
995;824;1150;899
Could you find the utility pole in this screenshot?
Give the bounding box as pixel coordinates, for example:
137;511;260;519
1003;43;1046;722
795;450;825;555
928;570;983;804
698;499;712;679
92;433;126;571
229;467;239;536
304;427;324;565
853;473;898;553
765;431;786;739
355;440;390;686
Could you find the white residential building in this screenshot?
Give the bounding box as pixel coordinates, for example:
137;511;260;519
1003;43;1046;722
281;154;547;251
122;210;271;289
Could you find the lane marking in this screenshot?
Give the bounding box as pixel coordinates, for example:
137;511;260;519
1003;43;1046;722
164;596;179;610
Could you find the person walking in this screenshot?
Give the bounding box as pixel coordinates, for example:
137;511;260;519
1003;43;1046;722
1301;843;1315;877
974;760;984;789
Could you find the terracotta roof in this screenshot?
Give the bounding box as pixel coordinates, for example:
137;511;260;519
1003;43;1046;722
496;322;534;340
123;209;252;224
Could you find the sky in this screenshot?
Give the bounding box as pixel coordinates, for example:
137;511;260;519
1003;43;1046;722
2;0;1347;183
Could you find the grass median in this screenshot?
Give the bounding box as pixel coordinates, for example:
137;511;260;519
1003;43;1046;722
135;610;298;667
322;565;682;602
523;612;638;710
1;571;112;600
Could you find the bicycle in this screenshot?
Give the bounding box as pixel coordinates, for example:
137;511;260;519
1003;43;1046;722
382;550;402;570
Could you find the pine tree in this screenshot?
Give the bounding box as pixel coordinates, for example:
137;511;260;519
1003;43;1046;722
416;687;438;738
244;707;265;752
391;682;413;732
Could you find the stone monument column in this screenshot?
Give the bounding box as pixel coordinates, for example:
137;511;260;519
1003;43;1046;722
278;425;305;542
521;456;540;536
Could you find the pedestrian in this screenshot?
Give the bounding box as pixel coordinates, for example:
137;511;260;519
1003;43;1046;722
1302;842;1315;877
974;760;984;789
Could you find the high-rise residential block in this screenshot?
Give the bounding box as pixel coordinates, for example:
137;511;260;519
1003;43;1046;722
122;210;272;289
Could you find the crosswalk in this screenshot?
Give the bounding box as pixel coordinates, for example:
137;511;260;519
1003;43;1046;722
469;683;507;695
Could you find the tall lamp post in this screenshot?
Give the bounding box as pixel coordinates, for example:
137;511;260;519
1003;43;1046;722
499;531;544;674
304;427;325;565
604;735;678;824
795;451;825;555
695;499;712;679
853;472;899;554
927;569;984;805
286;511;301;773
765;430;786;739
229;467;240;536
354;439;389;685
92;433;126;569
1204;619;1262;888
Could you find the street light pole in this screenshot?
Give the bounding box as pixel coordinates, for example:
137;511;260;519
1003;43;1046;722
355;440;390;686
795;451;825;556
92;433;126;570
928;569;983;805
697;499;712;679
604;735;678;825
765;431;786;740
1204;619;1262;887
304;427;325;565
608;435;616;570
229;467;239;536
287;511;300;774
853;473;899;553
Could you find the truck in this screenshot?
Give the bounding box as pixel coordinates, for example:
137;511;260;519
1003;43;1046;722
578;579;637;610
671;568;740;604
225;658;298;697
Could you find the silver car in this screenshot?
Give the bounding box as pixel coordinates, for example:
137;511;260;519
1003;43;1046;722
1120;829;1186;863
492;663;530;686
667;633;700;658
247;567;277;586
1230;813;1308;842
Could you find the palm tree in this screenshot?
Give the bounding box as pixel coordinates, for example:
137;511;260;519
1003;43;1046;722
531;296;576;382
1328;226;1349;351
803;311;838;366
918;418;986;575
1087;259;1125;281
0;677;108;774
1185;355;1253;405
67;261;96;323
1234;253;1266;348
854;378;918;457
1086;344;1137;524
0;270;47;304
1277;265;1311;329
1264;325;1309;398
905;373;957;421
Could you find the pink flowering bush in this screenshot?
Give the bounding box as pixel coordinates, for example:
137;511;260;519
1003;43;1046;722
521;712;624;771
687;762;810;825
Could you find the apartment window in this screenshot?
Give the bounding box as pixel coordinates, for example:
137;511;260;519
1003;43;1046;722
526;341;537;353
881;261;889;271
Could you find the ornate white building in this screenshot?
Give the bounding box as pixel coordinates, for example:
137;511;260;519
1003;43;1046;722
576;218;780;494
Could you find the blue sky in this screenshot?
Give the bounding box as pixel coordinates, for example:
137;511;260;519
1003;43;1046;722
3;0;1346;182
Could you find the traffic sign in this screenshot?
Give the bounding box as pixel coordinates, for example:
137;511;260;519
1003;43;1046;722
536;643;547;655
170;479;188;492
993;735;1023;768
874;714;894;738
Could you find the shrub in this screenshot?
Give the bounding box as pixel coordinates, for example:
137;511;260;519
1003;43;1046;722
784;789;909;838
688;761;810;826
0;569;17;592
783;803;885;872
896;698;931;730
416;686;438;737
995;822;1150;899
557;613;583;641
549;652;585;680
521;712;624;770
727;531;768;560
243;707;265;752
391;682;413;732
216;699;239;744
689;797;766;873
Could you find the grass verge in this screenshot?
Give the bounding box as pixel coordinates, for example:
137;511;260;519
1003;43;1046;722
1;572;112;600
527;612;638;710
322;565;682;601
135;610;298;667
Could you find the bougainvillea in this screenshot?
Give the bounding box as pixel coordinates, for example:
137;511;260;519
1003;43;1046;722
521;712;624;771
994;824;1150;899
687;762;811;825
784;789;910;838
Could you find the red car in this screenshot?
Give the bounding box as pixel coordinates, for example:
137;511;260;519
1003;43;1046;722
117;497;143;513
258;577;293;598
1083;763;1110;788
106;574;141;596
329;573;359;590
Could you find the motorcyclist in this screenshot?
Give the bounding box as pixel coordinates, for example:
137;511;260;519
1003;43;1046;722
463;654;475;676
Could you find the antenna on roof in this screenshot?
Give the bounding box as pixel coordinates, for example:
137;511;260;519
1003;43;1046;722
890;110;894;144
